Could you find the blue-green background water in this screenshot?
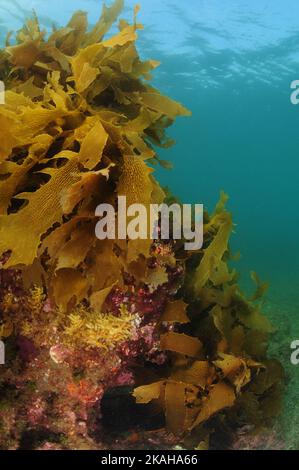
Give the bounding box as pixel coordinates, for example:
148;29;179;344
1;0;299;449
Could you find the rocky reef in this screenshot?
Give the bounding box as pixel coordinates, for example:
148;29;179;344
0;0;283;450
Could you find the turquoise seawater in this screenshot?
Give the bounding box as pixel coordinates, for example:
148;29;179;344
1;0;299;448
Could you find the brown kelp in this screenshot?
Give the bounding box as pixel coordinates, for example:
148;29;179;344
0;1;283;450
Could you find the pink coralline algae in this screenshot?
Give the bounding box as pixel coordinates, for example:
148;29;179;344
0;244;183;449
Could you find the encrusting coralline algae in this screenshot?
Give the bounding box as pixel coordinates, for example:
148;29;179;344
0;0;283;450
